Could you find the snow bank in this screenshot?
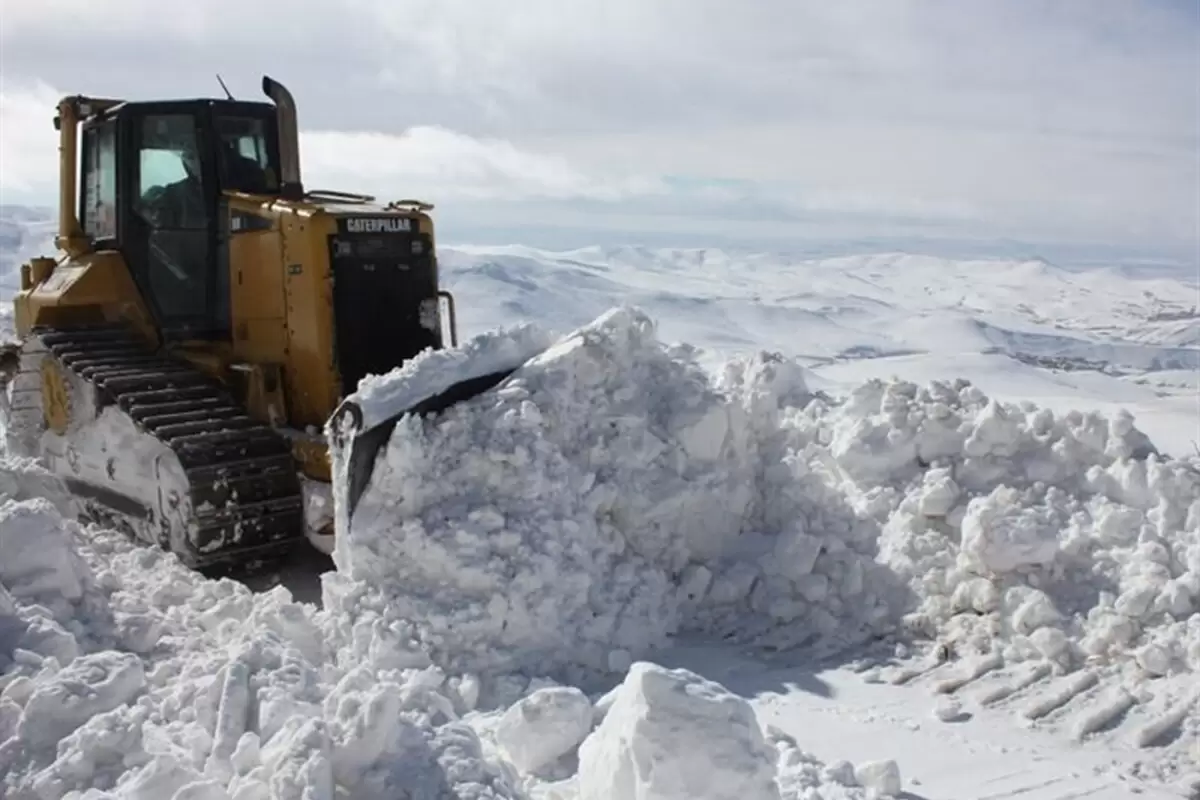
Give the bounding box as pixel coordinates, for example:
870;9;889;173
842;380;1200;673
332;306;1197;683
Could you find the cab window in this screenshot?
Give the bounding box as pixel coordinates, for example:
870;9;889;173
136;114;208;230
216;116;278;194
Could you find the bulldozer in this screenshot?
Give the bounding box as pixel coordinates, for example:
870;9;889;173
0;76;522;571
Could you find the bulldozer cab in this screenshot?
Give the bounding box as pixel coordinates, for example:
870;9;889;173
76;97;284;343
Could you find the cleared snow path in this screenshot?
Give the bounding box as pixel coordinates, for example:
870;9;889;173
659;640;1198;799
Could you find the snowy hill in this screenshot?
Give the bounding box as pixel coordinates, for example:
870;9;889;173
439;244;1199;452
4;207;1196;450
1;205;1198;799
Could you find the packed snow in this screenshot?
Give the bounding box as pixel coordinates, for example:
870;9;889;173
1;207;1198;798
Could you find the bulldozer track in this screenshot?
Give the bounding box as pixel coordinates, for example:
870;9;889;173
10;324;305;570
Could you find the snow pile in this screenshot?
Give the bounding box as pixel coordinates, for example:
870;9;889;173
0;456;882;800
824;379;1200;673
0;454;897;799
332;305;1199;684
327;307;909;678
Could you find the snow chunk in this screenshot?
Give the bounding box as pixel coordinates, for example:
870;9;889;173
18;650;145;748
0;498;89;603
960;487;1061;573
855;759;903;797
576;661;780;800
494;685;593;774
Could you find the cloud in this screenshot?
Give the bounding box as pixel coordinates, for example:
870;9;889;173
1;0;1195;253
0;83;62;198
0;81;665;205
299;128;665;202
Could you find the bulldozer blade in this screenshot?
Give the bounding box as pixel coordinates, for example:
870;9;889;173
330;367;519;521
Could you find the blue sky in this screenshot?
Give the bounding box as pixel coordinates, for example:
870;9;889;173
1;0;1196;258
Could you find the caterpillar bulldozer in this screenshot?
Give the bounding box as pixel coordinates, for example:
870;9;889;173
0;76;524;571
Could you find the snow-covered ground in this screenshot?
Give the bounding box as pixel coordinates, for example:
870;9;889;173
1;206;1198;798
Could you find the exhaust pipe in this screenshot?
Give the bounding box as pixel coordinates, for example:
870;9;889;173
261;76;303;199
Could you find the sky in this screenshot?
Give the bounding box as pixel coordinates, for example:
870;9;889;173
1;0;1197;258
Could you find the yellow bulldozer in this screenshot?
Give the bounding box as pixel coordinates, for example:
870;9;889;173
0;76;520;571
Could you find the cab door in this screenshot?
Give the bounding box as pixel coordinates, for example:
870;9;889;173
123;110;228;341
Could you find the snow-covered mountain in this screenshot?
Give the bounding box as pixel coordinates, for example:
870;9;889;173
1;204;1198;799
437;243;1199;452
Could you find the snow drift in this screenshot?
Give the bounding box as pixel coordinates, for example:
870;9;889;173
330;306;1199;682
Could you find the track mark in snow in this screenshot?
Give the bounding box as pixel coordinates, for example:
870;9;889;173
1020;669;1100;721
1131;694;1198;749
973;775;1068;800
886;658;948;686
933;651;1005;695
976;663;1055;707
1069;687;1138;741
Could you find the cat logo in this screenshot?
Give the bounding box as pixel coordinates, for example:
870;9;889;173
341;217;412;234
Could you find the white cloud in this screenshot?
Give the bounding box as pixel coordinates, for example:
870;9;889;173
0;83;62;198
299;128;665;202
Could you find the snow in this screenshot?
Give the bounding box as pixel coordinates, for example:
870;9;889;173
492;687;592;776
333;307;1197;687
348;323;556;431
853;760;903;796
324;305;1196;795
1;206;1198;798
438;246;1199;452
574;662;780;800
0;459;527;799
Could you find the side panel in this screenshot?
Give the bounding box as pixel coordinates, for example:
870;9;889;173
227;199;288;363
279;210;340;428
13;251;157;344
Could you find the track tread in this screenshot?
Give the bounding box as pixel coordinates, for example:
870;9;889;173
31;325;304;568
